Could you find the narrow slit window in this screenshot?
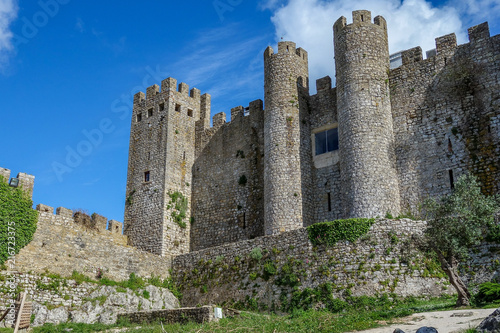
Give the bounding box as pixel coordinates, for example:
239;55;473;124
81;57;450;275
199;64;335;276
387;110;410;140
175;104;181;112
144;171;150;182
243;212;246;229
183;151;186;160
136;113;142;122
449;170;454;189
327;193;332;212
187;109;193;117
148;108;153;117
361;15;364;22
159;103;165;111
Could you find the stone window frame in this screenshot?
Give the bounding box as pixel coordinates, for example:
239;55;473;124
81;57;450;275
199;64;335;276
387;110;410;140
313;124;339;156
175;104;181;112
147;108;153;118
187;109;193;117
136;113;142;122
159;103;165;111
311;123;339;169
144;171;150;182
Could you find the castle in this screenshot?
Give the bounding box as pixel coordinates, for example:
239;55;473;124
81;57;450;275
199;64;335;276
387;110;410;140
124;10;500;257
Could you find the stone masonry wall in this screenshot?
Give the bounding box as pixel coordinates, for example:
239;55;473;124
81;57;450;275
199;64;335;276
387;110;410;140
309;77;342;224
16;204;172;281
172;219;453;308
125;78;210;257
264;41;311;235
390;23;500;213
334;11;401;219
191;100;265;251
118;306;216;325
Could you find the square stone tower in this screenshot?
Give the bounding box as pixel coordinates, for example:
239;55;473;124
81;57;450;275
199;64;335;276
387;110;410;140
124;78;210;256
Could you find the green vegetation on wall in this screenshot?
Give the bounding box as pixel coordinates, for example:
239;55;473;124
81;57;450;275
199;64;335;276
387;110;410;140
307;218;375;246
168;191;188;228
0;178;38;264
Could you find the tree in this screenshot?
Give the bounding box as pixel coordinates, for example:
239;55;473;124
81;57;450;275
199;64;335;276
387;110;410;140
423;173;500;306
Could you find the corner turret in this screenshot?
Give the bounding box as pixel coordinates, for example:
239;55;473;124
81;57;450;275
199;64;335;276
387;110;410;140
263;41;312;235
334;10;400;218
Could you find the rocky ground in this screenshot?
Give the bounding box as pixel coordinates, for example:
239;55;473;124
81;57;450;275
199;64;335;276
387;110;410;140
26;285;178;327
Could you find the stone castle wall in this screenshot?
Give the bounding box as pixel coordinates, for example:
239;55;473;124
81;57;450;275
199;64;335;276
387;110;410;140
122;11;499;253
125;78;211;256
191;100;265;251
15;204;172;281
172;218;454;308
390;22;500;213
308;77;342;224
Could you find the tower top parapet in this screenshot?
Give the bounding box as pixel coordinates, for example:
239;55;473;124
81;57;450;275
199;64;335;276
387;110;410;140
264;41;308;62
334;10;387;34
133;77;209;105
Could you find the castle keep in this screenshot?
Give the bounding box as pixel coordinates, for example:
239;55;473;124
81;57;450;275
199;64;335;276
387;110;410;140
124;10;500;256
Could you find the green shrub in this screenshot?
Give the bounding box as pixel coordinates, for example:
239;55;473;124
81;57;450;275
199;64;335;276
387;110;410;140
486;224;500;243
474;282;500;305
0;178;38;264
71;271;94;284
168;191;188;228
307;218;375;246
263;260;277;280
250;247;263;261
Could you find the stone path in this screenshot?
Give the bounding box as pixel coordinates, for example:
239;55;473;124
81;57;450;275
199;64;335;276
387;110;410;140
353;308;494;333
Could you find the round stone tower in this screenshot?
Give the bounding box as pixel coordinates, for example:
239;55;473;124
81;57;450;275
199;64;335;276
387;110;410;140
264;41;310;235
334;10;401;218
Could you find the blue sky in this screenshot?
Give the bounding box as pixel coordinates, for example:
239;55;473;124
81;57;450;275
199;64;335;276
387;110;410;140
0;0;498;223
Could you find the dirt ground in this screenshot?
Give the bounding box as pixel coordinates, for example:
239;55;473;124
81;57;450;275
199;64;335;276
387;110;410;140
354;308;495;333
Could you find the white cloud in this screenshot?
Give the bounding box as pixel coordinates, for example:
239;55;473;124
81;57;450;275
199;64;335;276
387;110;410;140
266;0;471;89
449;0;500;27
0;0;18;66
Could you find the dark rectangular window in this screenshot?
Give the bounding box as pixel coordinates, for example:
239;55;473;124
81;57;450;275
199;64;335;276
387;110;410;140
144;171;150;182
315;128;339;155
187;109;193;117
449;170;454;189
136;113;142;122
159;103;165;111
175;104;181;112
148;108;153;117
327;192;332;211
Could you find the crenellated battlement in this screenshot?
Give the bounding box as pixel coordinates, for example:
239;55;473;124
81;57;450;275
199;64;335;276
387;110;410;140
394;22;492;68
468;22;490;43
334;10;387;34
36;204;125;240
264;42;308;62
315;76;332;92
133;77;207;105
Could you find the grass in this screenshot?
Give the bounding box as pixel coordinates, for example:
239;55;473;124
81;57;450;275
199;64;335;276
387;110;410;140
25;295;463;333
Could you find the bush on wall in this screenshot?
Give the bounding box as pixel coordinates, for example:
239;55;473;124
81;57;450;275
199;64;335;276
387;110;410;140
0;178;38;264
307;218;375;246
